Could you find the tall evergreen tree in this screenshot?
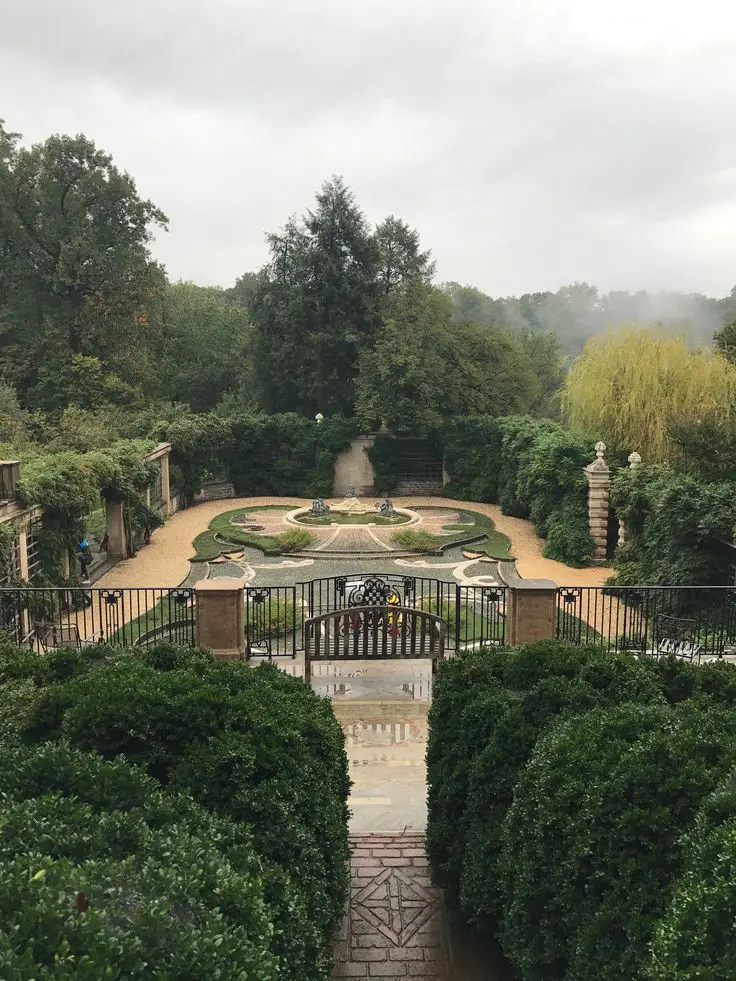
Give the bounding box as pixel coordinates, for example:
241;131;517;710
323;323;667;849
373;215;435;297
250;177;380;416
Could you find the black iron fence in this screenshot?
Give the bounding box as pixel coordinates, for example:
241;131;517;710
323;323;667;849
245;575;507;657
556;586;736;660
0;586;195;652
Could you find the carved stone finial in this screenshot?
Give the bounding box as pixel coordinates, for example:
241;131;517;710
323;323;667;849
628;451;642;469
595;441;606;458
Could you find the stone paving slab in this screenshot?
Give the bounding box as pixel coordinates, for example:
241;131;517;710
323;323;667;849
333;834;451;980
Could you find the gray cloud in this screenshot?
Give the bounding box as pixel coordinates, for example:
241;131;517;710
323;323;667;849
2;0;736;297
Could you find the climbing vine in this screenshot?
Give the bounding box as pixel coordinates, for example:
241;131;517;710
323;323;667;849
15;439;160;577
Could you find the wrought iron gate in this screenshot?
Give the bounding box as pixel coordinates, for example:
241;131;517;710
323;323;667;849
244;574;505;658
304;605;445;681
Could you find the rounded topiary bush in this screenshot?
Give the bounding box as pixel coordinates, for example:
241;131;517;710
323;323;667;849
457;647;662;929
0;742;277;980
426;641;661;923
14;653;350;981
499;702;736;981
648;768;736;979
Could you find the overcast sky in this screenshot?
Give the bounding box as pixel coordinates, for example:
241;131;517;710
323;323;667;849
2;0;736;297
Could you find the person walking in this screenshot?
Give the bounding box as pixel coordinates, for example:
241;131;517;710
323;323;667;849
77;537;92;583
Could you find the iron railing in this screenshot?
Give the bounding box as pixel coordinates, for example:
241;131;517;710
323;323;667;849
245;575;507;658
0;586;195;651
556;585;736;660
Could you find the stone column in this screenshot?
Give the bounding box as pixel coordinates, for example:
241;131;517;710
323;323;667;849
17;522;29;581
160;452;172;516
498;563;558;645
195;579;245;660
105;501;127;558
584;441;611;562
617;451;641;548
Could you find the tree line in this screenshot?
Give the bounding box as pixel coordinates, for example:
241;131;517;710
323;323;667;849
2;118;735;456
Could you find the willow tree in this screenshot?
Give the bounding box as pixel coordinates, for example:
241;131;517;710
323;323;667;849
561;328;736;463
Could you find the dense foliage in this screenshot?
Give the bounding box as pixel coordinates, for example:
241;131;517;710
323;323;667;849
159;411;358;505
0;741;278;979
562;328;736;463
0;640;350;980
426;642;662;920
442;414;599;565
649;768;736;979
611;463;736;587
500;701;736;981
427;642;736;981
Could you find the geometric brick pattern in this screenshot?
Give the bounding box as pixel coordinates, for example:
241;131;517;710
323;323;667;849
333;833;451;979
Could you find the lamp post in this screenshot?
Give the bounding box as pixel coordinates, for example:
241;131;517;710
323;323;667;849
315;412;324;424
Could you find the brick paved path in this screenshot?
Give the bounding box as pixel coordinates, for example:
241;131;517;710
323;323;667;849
333;833;451;979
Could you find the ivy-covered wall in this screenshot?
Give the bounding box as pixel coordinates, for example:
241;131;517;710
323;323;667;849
160;412;359;505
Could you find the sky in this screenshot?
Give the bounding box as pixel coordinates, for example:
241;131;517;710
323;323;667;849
2;0;736;298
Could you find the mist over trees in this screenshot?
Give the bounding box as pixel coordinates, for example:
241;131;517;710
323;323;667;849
441;281;736;353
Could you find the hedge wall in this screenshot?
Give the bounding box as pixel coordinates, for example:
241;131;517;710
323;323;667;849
160;411;358;504
426;641;662;923
500;701;736;981
649;768;736;979
441;414;601;566
426;642;736;980
0;640;350;981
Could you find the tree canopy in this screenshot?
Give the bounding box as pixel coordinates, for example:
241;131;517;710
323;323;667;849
562;328;736;463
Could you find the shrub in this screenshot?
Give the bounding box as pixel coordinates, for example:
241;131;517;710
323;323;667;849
278;528;313;552
441;415;502;502
0;742;277;980
426;641;662;928
392;529;439;552
10;647;350;980
648;768;736;979
499;702;736;981
610;464;736;588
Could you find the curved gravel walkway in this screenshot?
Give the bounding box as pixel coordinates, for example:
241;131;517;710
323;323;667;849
97;496;612;590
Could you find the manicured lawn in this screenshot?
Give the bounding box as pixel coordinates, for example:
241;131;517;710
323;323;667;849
192;505;308;559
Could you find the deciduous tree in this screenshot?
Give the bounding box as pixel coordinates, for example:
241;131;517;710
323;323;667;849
562;328;736;462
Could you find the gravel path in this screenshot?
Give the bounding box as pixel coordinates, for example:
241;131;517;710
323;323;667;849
97;496;612;590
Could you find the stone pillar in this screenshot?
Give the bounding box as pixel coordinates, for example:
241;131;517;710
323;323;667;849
105;501;127;558
584;441;611;562
17;522;29;581
498;564;558;645
442;456;450;488
160;452;172;516
195;579;245;660
617;451;641;548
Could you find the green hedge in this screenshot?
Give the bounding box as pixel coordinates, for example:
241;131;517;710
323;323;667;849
160;411;358;504
441;414;600;565
610;463;736;588
500;701;736;981
0;742;278;980
426;641;736;980
426;641;662;922
649;768;736;979
0;641;350;981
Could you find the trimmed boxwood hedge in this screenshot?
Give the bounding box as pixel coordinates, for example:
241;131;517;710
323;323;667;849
427;641;736;980
648;768;736;979
0;741;278;980
499;701;736;981
0;641;350;981
426;641;663;923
